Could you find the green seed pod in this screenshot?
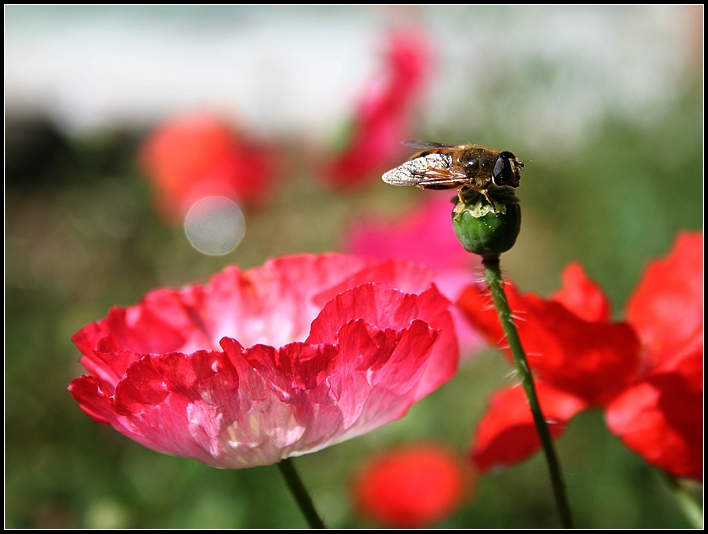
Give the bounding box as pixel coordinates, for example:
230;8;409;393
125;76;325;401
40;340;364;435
451;190;521;260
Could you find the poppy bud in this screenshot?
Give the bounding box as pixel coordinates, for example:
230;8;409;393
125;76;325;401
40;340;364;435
451;189;521;260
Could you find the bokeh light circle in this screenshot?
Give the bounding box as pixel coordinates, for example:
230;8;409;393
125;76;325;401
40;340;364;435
184;196;245;255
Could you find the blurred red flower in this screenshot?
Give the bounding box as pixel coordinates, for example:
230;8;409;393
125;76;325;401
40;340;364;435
345;192;486;359
139;113;281;222
353;442;469;528
459;231;702;480
606;231;703;481
68;254;459;469
318;27;432;188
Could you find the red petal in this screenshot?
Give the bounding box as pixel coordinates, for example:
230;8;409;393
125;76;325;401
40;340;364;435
626;231;703;367
318;28;432;188
605;344;703;481
67;375;119;425
459;283;641;405
471;382;587;473
457;283;505;345
551;262;612;322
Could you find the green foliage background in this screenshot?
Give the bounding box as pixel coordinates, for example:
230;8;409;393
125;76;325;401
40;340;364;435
6;5;702;528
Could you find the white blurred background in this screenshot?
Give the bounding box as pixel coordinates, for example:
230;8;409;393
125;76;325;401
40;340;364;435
6;5;700;151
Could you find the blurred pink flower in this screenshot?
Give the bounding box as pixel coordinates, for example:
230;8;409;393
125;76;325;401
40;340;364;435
139;112;281;222
68;254;459;469
345;192;486;358
318;27;433;188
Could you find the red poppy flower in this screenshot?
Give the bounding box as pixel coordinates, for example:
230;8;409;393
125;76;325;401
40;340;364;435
345;192;486;358
460;231;703;480
461;265;640;472
318;27;432;188
461;265;642;406
139;112;280;222
353;442;468;528
68;254;459;469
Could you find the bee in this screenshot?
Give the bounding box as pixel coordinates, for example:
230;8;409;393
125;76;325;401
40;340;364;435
382;141;523;216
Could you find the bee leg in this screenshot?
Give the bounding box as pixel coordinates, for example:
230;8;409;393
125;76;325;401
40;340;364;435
482;190;500;214
453;191;467;221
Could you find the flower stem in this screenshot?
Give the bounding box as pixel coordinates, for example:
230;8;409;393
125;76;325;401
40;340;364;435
278;457;326;529
482;256;574;528
665;474;703;528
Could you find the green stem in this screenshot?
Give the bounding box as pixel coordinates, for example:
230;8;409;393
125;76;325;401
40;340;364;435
482;256;574;528
665;474;703;528
277;457;326;529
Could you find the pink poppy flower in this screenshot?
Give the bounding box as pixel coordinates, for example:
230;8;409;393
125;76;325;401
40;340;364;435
459;231;703;480
139;112;281;222
318;27;432;188
68;254;459;469
353;442;469;528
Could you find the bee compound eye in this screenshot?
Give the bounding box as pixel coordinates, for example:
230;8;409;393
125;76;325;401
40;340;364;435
493;152;521;187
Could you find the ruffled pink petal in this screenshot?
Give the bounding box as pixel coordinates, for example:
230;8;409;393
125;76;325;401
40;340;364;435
68;254;459;469
344;193;487;359
308;282;458;401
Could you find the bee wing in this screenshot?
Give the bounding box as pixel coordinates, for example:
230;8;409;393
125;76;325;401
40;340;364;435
401;140;457;150
383;153;467;187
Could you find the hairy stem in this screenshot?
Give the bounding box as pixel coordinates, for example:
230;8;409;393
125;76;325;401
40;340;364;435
483;255;574;528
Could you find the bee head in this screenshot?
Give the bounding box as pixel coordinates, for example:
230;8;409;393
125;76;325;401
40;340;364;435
492;151;522;188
